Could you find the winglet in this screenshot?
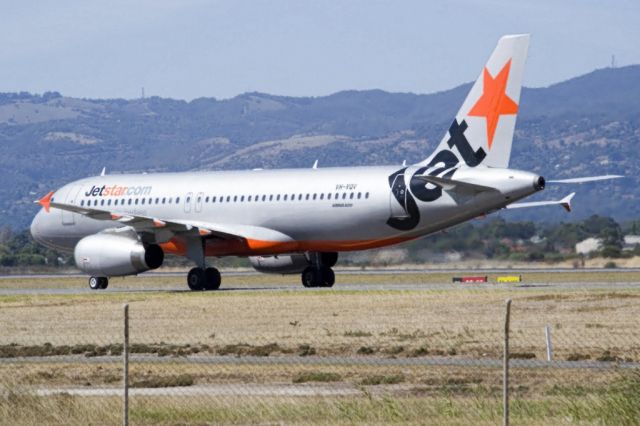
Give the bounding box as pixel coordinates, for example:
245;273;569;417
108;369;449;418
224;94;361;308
36;191;54;213
560;192;575;212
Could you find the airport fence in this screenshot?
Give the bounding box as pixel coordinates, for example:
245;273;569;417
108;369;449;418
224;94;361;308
0;288;639;425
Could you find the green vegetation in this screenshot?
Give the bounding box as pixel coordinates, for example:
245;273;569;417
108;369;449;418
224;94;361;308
131;374;194;388
292;371;342;383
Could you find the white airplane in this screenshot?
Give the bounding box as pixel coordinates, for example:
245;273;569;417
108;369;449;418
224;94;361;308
30;35;621;290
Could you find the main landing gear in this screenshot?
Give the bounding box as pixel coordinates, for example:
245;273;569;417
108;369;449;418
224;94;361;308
89;276;109;290
301;252;338;288
187;267;221;291
301;265;335;288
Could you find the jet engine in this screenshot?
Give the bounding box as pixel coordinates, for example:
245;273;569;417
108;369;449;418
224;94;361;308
249;252;338;274
74;233;164;277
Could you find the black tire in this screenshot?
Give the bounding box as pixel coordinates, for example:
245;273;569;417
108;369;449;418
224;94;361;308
320;266;335;288
187;267;205;291
89;276;101;290
301;266;318;288
99;277;109;289
204;267;221;290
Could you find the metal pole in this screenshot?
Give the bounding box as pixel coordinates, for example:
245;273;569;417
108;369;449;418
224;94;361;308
545;325;553;362
503;299;512;426
123;304;129;426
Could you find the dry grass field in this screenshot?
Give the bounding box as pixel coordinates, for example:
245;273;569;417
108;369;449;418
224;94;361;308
0;271;639;424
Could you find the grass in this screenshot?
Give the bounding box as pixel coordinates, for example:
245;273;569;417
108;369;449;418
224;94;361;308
1;271;640;423
292;371;342;383
131;373;194;388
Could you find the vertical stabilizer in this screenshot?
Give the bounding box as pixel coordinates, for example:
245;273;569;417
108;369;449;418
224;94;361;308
418;34;529;169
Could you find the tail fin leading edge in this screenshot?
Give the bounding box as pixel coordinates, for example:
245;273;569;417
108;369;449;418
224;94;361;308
419;34;530;169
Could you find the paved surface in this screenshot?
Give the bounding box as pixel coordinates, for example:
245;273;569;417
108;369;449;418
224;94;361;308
0;279;639;295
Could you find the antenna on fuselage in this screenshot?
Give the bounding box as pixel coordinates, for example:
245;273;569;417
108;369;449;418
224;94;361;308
100;167;106;176
402;160;407;167
312;159;319;169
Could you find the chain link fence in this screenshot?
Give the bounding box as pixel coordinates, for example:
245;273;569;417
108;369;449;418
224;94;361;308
0;284;638;425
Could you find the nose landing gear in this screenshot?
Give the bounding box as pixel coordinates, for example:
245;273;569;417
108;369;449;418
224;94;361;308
88;276;109;290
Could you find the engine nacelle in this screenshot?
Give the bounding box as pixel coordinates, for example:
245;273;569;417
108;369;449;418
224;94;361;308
249;254;310;274
249;252;338;274
74;233;164;277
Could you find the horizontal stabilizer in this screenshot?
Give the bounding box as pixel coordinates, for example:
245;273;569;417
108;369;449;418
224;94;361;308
415;175;496;195
506;192;575;212
548;175;623;184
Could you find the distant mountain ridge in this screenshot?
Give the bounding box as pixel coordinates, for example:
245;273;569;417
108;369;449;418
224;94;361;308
1;65;638;229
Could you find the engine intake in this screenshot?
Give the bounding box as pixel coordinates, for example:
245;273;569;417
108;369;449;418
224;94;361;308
74;233;164;277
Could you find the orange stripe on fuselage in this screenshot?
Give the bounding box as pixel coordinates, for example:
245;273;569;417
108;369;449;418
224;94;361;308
159;235;415;257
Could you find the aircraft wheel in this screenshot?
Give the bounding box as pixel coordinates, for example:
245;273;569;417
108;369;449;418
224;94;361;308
301;267;319;288
204;267;221;290
187;267;205;291
320;266;335;288
99;277;109;289
89;276;101;290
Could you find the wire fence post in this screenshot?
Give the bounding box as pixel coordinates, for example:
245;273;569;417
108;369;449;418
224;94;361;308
123;304;129;426
503;299;512;426
545;325;553;361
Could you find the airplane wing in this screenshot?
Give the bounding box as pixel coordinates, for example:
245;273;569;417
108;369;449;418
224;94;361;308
36;191;293;243
506;192;575;212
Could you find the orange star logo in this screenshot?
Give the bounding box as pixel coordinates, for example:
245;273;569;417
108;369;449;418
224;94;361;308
468;59;518;150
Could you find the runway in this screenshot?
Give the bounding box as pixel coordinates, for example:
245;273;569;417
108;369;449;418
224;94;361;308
0;268;639;295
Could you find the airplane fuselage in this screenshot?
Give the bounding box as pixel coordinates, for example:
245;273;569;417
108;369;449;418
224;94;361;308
31;164;542;257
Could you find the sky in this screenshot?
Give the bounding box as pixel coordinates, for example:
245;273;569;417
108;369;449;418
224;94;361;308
0;0;637;100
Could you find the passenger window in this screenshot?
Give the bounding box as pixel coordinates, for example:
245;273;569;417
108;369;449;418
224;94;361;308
313;193;317;200
262;195;266;201
108;199;112;206
128;199;132;205
305;194;310;200
155;198;160;204
248;195;252;202
241;195;245;202
283;194;288;201
226;196;230;202
350;193;354;199
342;193;347;199
328;193;332;200
135;199;139;205
212;196;216;202
233;196;237;202
320;193;324;200
176;197;181;203
80;200;84;206
298;194;302;201
357;192;362;199
141;198;145;205
269;195;273;201
205;196;209;203
197;196;201;203
162;198;166;204
148;198;152;204
277;194;281;201
365;192;370;199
